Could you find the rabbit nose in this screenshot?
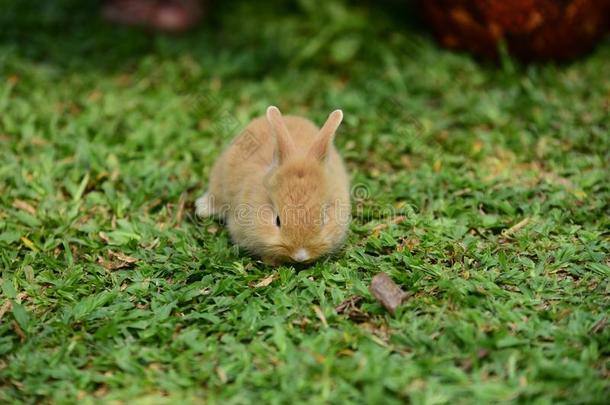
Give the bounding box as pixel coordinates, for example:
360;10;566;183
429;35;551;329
292;248;310;262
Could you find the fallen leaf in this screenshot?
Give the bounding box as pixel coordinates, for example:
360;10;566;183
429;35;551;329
12;200;36;215
335;296;363;314
108;250;138;264
249;274;276;288
97;250;138;270
99;232;110;244
97;256;115;270
391;215;407;225
0;300;12;322
313;305;328;328
335;296;368;322
371;223;387;237
372;216;407;237
369;273;409;314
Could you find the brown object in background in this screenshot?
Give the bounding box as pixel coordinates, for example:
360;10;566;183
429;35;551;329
421;0;610;61
102;0;205;32
369;273;409;314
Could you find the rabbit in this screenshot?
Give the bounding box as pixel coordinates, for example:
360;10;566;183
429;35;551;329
196;106;351;265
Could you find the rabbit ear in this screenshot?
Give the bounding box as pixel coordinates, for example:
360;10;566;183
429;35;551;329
308;109;343;162
266;106;295;164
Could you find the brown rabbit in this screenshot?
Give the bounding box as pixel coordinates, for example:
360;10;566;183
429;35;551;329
196;106;351;265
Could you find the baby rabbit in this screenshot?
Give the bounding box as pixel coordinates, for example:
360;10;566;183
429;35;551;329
196;106;351;265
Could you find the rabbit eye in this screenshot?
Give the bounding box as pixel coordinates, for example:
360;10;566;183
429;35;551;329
275;215;281;227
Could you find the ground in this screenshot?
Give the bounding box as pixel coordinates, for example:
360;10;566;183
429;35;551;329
1;1;609;403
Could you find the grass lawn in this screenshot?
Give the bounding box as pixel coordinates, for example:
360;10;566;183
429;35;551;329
1;0;609;403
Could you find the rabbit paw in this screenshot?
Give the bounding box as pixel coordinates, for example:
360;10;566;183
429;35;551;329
195;192;214;217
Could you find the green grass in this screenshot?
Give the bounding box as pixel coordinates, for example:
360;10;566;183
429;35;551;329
1;0;609;403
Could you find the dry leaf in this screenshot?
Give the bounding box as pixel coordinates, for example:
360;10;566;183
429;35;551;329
250;274;276;288
335;296;367;322
371;223;387;237
335;296;363;314
369;273;408;314
97;256;115;270
312;305;328;328
0;300;12;322
97;250;138;270
372;216;407;237
12;199;36;215
108;250;138;264
98;232;110;244
391;215;407;224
